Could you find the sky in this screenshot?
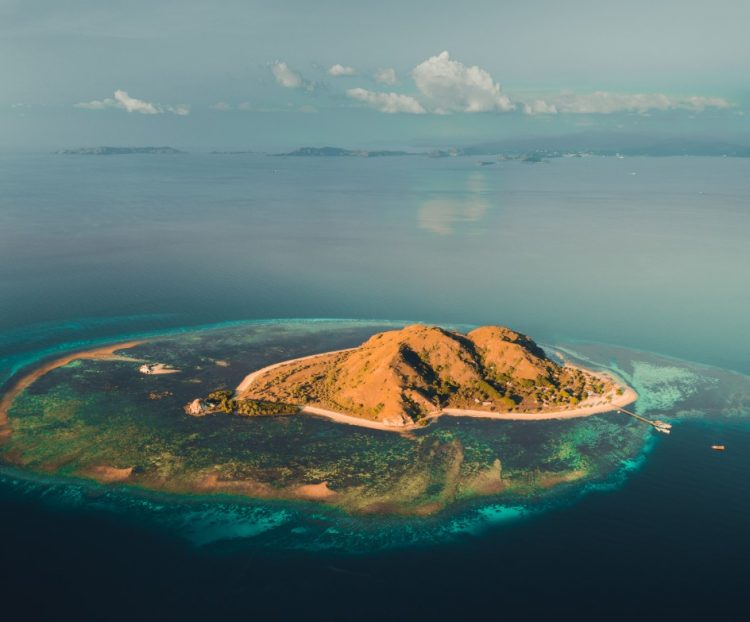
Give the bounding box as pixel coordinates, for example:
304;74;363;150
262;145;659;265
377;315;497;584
2;0;749;151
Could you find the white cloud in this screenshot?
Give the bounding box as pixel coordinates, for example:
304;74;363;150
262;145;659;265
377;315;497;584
680;96;732;111
522;91;732;115
74;89;188;115
328;63;357;76
271;61;306;89
411;51;514;113
522;99;558;115
167;103;190;116
210;101;231;111
237;102;254;111
113;89;159;114
346;88;425;114
374;67;397;85
75;99;113;111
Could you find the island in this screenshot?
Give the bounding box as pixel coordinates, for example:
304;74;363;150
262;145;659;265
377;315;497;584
189;324;636;430
1;320;664;516
57;146;184;155
276;146;414;157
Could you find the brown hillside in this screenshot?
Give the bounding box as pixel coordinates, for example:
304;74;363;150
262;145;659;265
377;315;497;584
467;326;555;381
241;324;612;425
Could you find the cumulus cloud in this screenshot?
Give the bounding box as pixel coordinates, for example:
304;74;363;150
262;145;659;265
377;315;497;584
411;51;514;113
374;67;397;85
210;101;231;111
74;90;188;115
346;88;425;114
522;99;558;115
328;63;357;77
522;91;732;115
113;89;160;114
271;61;314;91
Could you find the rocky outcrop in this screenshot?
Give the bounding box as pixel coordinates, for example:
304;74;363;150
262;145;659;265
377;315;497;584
185;398;208;417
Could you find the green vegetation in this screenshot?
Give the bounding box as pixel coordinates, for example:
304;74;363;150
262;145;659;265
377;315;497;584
206;389;299;416
496;396;516;410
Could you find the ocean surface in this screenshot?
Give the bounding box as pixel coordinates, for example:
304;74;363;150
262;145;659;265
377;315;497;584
1;153;749;619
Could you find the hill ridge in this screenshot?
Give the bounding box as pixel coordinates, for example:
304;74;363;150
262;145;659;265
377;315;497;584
238;324;619;426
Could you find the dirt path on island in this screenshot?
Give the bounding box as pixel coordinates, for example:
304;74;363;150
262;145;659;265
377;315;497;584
0;341;145;439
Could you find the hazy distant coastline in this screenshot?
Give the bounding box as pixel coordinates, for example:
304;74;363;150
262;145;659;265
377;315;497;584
58;146;184;155
275;136;750;160
55;134;750;159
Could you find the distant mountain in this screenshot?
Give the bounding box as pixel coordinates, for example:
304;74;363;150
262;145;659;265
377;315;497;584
58;146;184;155
276;146;413;157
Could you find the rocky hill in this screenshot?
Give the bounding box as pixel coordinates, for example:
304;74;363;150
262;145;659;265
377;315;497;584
241;324;612;426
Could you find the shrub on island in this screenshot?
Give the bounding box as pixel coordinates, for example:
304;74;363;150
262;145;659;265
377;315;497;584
200;389;299;417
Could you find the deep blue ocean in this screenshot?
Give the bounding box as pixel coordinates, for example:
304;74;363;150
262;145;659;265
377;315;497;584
1;153;749;620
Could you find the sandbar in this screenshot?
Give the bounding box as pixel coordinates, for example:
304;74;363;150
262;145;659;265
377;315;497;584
0;340;145;439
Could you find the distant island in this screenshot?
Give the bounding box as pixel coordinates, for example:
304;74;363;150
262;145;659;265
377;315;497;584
272;133;750;162
276;146;414;157
58;136;750;160
189;324;636;431
273;145;553;162
57;146;184;155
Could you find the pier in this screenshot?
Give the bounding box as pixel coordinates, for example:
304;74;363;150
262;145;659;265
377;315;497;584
617;407;672;434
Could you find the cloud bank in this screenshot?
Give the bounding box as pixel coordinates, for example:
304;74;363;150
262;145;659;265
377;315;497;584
412;51;514;113
347;52;513;115
346;88;425;114
74;90;188;115
522;91;732;115
342;51;731;118
74;57;732;122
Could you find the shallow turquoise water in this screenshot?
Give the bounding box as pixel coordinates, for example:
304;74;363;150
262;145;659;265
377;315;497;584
2;319;746;553
1;154;749;616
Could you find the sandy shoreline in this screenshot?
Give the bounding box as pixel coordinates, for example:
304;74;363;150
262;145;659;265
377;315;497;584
237;350;638;433
0;341;145;438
